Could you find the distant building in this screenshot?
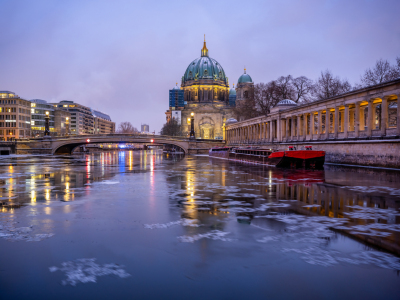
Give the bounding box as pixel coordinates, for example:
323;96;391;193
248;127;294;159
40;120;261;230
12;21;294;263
92;109;115;134
141;124;149;134
229;84;237;107
54;109;71;136
171;110;181;124
169;84;184;109
51;101;94;135
30;99;55;136
0;91;31;140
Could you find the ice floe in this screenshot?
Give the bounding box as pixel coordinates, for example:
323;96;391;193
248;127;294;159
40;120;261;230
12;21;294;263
49;258;130;286
344;205;400;220
178;230;233;243
144;218;200;229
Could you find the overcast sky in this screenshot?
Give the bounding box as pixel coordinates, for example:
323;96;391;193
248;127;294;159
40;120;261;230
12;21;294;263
1;0;399;132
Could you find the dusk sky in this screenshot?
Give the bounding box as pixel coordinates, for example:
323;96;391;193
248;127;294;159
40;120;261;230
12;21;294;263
1;0;399;132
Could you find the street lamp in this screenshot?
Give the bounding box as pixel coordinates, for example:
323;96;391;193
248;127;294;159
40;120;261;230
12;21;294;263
189;112;195;139
65;117;70;136
44;111;50;136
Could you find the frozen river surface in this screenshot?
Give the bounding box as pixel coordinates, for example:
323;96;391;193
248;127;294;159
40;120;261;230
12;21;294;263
0;150;399;299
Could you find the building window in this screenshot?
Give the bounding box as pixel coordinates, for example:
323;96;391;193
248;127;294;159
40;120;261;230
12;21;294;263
204;70;208;76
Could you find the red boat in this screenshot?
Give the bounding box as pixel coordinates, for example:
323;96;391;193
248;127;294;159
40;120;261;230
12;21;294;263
209;145;325;169
267;146;325;169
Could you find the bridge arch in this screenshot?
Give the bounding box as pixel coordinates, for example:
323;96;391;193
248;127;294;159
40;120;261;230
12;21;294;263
51;136;189;155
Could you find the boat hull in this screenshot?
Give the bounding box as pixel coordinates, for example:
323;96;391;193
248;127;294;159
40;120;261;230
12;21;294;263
267;150;325;169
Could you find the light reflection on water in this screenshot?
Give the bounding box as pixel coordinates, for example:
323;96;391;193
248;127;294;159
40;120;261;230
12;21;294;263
0;150;399;299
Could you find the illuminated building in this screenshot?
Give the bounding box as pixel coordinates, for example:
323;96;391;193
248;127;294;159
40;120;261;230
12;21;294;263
51;101;94;135
30;99;55;136
165;37;254;139
54;109;71;136
0;91;31;140
92;109;115;134
141;124;150;134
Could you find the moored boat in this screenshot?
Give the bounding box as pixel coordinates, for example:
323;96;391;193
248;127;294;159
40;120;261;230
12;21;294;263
208;145;325;169
267;146;325;169
208;147;231;159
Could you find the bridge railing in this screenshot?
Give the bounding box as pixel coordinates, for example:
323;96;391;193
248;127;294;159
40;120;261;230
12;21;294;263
16;134;226;143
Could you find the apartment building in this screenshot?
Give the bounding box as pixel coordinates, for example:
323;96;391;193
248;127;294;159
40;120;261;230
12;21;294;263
0;91;31;140
51;101;94;135
92;109;115;134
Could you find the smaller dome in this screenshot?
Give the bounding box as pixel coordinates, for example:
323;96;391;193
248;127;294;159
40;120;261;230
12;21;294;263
226;118;238;125
229;88;236;96
238;68;252;83
276;99;297;106
172;83;180;90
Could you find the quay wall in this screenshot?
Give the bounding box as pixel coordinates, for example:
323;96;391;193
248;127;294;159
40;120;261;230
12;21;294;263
233;140;400;168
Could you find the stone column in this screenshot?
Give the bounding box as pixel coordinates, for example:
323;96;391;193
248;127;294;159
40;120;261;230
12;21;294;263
334;107;339;138
367;100;373;137
310;112;315;139
318;110;323;139
276;117;281;142
297;115;301;139
381;96;388;136
355;102;360;138
286;118;290;141
303;114;307;140
397;95;400;136
344;105;349;139
291;116;295;139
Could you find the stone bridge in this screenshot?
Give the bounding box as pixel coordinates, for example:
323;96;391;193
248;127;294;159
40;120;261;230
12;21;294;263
15;134;225;155
226;79;400;168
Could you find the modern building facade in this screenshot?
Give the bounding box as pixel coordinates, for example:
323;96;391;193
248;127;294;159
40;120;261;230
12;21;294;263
54;109;71;136
51;101;94;135
51;101;114;135
141;124;149;134
0;91;31;140
165;38;254;139
92;109;115;134
30;99;55;136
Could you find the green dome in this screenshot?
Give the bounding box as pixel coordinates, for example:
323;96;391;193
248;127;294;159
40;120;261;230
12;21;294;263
182;40;228;84
183;56;227;83
229;88;236;96
238;69;252;83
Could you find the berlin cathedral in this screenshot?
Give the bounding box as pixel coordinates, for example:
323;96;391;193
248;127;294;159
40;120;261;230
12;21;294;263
166;37;254;139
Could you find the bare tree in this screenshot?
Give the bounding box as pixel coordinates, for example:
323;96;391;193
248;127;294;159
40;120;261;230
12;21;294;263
360;58;400;87
292;76;315;103
159;118;183;136
274;75;295;100
253;82;279;115
313;70;351;100
117;122;138;134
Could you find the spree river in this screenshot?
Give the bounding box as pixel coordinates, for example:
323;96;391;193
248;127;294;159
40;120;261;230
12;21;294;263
0;150;399;299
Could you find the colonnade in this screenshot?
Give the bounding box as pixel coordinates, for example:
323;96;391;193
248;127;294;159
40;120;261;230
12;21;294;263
226;95;400;144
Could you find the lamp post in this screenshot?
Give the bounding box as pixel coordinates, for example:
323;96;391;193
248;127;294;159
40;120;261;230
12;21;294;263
189;112;195;139
65;117;70;136
44;111;50;137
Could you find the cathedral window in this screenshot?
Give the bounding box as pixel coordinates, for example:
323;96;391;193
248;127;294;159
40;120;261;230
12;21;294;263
204;70;208;76
219;71;222;78
244;91;249;99
189;71;192;77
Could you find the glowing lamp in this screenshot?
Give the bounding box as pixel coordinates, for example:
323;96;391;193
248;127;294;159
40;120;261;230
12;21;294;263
66;117;69;121
151;139;154;143
86;139;90;143
191;112;194;117
45;111;49;116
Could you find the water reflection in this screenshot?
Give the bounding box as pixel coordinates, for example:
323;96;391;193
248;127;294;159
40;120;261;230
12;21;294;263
0;150;400;298
166;158;400;257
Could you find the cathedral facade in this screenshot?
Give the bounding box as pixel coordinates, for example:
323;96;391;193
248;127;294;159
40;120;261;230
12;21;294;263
166;38;254;139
